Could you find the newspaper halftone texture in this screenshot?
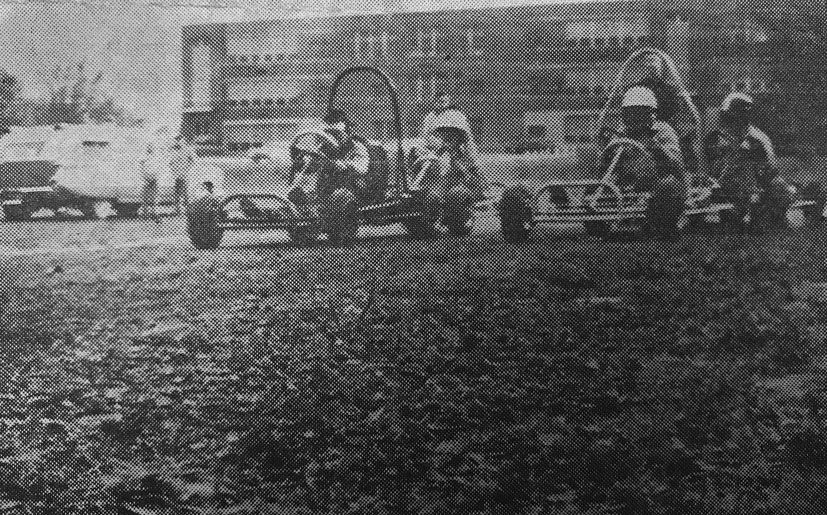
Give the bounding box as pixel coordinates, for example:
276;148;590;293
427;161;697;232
0;0;826;514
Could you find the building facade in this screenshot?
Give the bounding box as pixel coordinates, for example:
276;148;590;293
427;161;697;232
181;1;776;153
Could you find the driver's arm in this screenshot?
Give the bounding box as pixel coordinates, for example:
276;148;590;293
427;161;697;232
650;121;685;178
348;140;370;177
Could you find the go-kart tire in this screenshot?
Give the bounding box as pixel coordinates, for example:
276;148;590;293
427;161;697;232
326;188;358;246
187;196;224;249
443;185;475;237
645;176;686;240
403;191;441;239
497;184;532;244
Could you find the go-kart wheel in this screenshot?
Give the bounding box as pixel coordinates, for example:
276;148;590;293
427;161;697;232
497;184;532;244
403;191;441;239
645;176;686;240
187;196;224;249
443;185;475;236
326;188;358;246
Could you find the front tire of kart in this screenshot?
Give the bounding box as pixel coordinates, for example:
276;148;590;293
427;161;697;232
326;188;358;246
497;184;532;244
187;196;224;249
443;185;475;237
646;176;686;240
403;191;441;239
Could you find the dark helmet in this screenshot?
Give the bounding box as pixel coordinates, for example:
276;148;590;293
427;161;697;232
323;108;352;131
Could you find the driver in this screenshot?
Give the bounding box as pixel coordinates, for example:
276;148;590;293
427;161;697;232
703;92;790;225
610;86;687;237
318;109;370;198
612;86;685;191
415;109;485;202
287;109;369;216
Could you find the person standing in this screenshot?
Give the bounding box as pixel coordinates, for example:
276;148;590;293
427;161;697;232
168;135;195;215
140;144;161;223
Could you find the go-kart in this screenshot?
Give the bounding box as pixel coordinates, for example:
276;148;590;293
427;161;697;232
497;48;822;242
185;67;482;249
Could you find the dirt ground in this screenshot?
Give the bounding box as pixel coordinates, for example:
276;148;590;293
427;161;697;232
2;216;827;514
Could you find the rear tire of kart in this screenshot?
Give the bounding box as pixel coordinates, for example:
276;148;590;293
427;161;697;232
404;192;441;239
187;196;224;250
326;188;358;246
3;204;30;222
443;185;475;237
498;184;532;244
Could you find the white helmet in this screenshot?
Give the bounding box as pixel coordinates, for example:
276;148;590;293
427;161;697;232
622;86;658;109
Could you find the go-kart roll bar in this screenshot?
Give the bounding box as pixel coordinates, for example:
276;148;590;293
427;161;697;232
597;47;701;133
597;47;705;179
327;67;406;195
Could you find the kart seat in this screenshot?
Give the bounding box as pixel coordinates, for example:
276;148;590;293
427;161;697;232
353;136;390;204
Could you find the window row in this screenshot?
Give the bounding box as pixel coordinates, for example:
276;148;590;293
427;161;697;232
353;28;483;60
564;35;650;49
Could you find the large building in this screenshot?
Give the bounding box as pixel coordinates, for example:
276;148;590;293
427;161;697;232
181;1;776;153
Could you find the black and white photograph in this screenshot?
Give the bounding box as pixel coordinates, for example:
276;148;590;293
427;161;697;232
0;0;825;513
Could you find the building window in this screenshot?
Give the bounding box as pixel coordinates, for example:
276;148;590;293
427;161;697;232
466;28;482;56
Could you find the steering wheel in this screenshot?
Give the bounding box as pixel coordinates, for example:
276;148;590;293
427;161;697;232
602;137;648;161
597;126;620;148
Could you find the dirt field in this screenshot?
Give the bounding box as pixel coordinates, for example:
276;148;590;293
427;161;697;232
2;215;827;514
